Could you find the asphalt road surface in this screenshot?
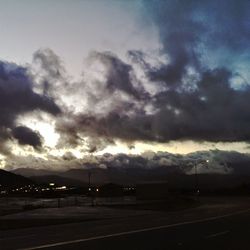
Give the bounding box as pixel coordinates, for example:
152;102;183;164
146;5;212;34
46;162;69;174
1;209;250;250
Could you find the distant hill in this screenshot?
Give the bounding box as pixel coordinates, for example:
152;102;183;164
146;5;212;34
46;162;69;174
10;167;250;189
30;175;87;187
0;169;33;187
11;167;181;185
12;168;59;177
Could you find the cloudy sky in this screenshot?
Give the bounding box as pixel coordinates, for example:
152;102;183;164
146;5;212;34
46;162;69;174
0;0;250;171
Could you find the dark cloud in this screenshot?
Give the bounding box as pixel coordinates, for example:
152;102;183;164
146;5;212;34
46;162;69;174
5;149;250;176
0;62;59;126
97;150;250;175
32;48;70;107
1;0;250;158
62;152;76;161
88;51;143;99
0;60;60;151
144;0;250;82
33;48;65;82
58;67;250;144
12;126;42;149
55;0;250;146
142;0;204;86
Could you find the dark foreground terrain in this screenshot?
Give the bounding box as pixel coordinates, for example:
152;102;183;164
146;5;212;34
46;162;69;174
1;196;250;250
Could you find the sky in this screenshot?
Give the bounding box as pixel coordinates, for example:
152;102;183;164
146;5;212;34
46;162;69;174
0;0;250;172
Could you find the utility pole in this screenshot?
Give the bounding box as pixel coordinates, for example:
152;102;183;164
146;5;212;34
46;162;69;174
195;161;199;195
194;159;209;199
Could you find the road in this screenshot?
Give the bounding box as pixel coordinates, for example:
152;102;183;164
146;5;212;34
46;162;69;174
1;208;250;250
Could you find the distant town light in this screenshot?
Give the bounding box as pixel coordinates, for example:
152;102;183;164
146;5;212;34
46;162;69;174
49;183;55;186
96;188;99;192
56;186;67;190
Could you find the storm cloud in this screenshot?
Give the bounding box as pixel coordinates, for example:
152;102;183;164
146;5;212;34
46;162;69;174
57;66;250;145
54;0;250;148
12;126;42;149
1;0;250;161
5;149;250;176
0;60;60;151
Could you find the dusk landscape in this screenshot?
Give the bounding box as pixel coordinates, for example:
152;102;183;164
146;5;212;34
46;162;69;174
1;1;250;249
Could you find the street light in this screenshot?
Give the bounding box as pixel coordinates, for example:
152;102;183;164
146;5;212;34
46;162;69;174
88;171;91;190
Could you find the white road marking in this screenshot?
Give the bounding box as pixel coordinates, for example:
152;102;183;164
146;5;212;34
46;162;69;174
205;230;230;239
19;208;250;250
